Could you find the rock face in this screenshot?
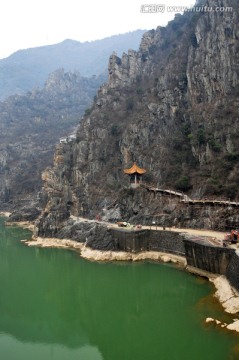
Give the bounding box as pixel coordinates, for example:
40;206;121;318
56;219;116;251
37;0;239;236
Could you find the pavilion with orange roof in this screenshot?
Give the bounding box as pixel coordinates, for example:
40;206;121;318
123;162;146;188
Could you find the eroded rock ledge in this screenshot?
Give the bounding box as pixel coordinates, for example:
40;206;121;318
205;276;239;333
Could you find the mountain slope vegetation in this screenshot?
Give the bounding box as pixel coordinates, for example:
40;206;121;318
0;70;104;208
35;0;239;233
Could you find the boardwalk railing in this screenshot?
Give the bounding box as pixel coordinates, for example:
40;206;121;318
141;183;189;200
141;183;239;207
180;199;239;207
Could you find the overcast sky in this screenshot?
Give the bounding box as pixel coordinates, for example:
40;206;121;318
0;0;195;59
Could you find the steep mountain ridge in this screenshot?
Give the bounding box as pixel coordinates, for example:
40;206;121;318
0;30;145;100
33;0;239;234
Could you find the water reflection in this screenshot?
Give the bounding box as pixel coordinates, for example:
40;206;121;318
0;334;103;360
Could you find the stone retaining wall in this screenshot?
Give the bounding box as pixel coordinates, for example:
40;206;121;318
173;238;239;292
183;239;235;275
226;251;239;292
109;228;185;255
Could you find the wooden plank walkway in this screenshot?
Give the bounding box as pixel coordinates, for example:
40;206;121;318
141;183;239;207
141;184;187;199
180;199;239;207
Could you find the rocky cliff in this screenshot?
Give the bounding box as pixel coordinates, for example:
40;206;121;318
36;0;239;235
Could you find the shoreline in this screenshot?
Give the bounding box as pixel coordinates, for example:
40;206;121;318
205;276;239;333
24;236;84;250
0;212;35;231
24;236;186;265
24;235;239;334
2;214;239;334
6;220;35;231
0;211;11;218
80;246;186;265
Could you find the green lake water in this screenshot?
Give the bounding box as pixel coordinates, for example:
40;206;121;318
0;217;239;360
